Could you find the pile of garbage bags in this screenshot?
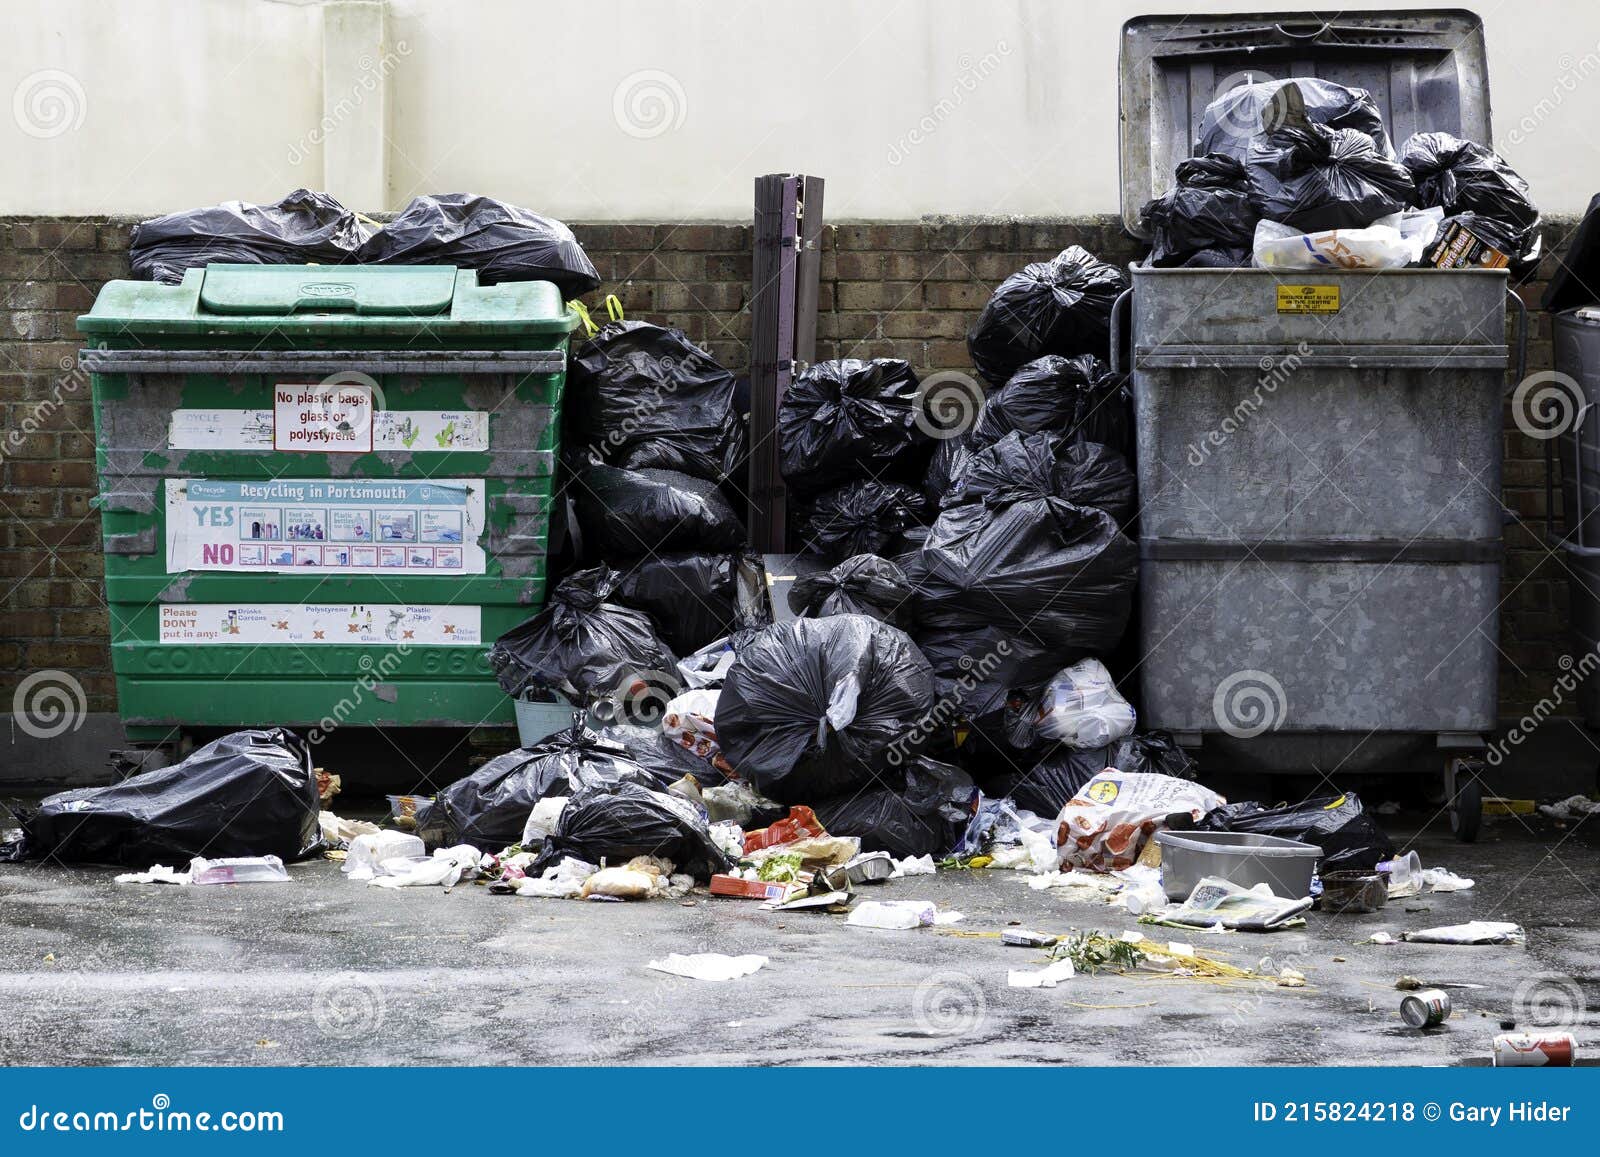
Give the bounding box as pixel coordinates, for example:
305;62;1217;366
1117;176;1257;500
130;189;600;294
1141;77;1540;273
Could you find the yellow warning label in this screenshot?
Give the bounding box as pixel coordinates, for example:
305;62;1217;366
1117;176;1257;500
1277;284;1340;314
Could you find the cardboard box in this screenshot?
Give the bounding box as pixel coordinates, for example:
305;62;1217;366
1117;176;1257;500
710;875;789;901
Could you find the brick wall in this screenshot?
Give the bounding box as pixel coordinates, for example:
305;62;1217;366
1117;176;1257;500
0;215;1576;717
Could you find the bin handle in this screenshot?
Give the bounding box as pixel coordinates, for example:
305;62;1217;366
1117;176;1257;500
1110;287;1133;377
1273;21;1332;41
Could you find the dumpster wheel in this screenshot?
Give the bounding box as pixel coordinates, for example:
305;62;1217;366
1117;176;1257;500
1445;756;1484;843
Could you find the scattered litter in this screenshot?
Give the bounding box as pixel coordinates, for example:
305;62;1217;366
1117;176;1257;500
115;864;190;886
318;811;378;846
369;845;485;890
646;953;768;982
1538;794;1600;821
1400;989;1452;1028
1493;1032;1576;1067
1370;932;1399;945
514;857;596;899
343;831;426;881
1009;959;1077;988
1382;852;1475;897
1002;929;1061;948
847;900;937;930
1400;921;1525;946
117;855;289;885
189;855;289;885
890;854;936;878
1147;877;1312;932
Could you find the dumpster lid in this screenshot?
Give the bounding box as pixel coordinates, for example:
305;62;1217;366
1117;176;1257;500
78;265;578;337
1119;9;1491;238
198;264;457;315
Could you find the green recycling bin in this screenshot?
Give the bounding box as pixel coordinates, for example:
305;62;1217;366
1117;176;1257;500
77;264;578;743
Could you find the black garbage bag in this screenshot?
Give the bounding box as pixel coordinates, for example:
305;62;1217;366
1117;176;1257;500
567;320;745;484
530;780;733;881
967;247;1127;387
1140;153;1259;267
777;359;929;494
1192;792;1393;872
129;189;371;284
989;731;1197;817
970;354;1131;457
1106;730;1199;780
811;759;979;859
1543;192;1600;311
799;479;929;563
355;192;599;295
992;748;1107;818
924;435;975;504
1400;132;1541;268
1181;246;1253;268
571;461;745;557
436;728;674;851
489;566;677;704
915;624;1061;726
611;551;767;656
715;615;935;801
6;729;320;866
1197;77;1392;162
788;554;913;627
908;470;1138;655
945;431;1135;525
1246;121;1415;233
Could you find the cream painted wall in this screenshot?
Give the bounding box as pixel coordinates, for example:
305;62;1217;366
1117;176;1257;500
4;0;1598;218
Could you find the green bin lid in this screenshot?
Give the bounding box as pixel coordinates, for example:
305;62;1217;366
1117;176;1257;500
198;264;457;315
78;264;578;338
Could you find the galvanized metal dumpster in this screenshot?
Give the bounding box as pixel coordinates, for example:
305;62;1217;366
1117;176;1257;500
1552;306;1600;784
1117;11;1523;838
78;264;576;744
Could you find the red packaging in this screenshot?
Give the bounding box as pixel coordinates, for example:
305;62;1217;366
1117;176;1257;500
742;806;825;854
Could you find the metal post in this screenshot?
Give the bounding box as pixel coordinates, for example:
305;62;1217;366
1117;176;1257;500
748;173;824;552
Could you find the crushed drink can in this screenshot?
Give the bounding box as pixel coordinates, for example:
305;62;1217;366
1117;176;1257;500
1492;1031;1577;1067
1400;989;1451;1028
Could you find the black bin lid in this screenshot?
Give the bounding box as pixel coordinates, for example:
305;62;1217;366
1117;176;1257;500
1119;9;1491;237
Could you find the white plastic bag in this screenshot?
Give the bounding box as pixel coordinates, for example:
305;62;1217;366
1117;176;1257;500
1022;659;1136;749
1055;771;1224;872
1252;218;1413;270
519;796;568;847
343;830;425;881
661;689;725;768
